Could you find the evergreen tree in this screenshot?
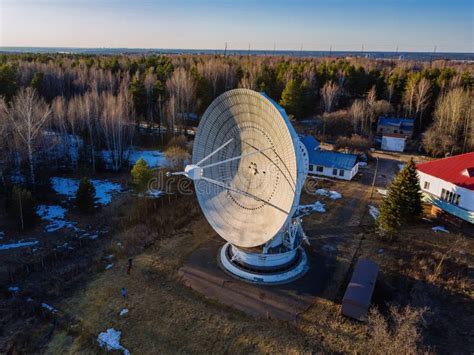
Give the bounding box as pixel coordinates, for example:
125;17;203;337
279;79;303;119
131;158;153;192
130;77;147;118
0;64;19;102
8;186;36;230
75;177;96;213
376;159;422;238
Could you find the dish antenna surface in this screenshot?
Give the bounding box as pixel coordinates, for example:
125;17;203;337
173;89;309;284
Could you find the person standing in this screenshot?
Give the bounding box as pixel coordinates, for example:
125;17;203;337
126;258;132;274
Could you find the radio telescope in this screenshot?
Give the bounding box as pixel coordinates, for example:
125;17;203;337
172;89;309;284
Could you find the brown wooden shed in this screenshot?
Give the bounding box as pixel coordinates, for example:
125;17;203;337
341;259;379;321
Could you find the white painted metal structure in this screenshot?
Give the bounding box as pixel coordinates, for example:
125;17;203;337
172;89;309;284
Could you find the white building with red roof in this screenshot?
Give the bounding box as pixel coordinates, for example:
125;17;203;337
417;152;474;224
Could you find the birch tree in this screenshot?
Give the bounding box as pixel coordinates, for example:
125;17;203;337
414;78;431;130
6;88;51;185
321;81;339;113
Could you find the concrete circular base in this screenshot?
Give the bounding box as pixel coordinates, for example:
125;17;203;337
218;242;308;285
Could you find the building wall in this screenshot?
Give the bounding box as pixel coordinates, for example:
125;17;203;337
378;126;413;137
308;163;358;181
418;171;474;223
381;136;406;152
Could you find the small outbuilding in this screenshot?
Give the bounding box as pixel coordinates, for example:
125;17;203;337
377;117;415;138
342;259;379;321
381;133;406;152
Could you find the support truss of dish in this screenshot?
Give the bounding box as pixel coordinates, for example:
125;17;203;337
171;89;310;284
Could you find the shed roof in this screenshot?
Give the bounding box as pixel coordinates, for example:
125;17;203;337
378;117;415;130
417;152;474;191
307;149;358;171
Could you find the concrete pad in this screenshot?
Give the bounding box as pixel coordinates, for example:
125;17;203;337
179;237;326;321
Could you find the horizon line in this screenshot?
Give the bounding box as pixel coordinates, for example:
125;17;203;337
1;45;473;55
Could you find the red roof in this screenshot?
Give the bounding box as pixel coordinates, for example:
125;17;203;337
417;152;474;191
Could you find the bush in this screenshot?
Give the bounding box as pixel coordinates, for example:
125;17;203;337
75;177;96;213
8;185;36;230
131;158;153;192
334;134;372;152
165;146;191;171
365;305;426;355
167;135;190;151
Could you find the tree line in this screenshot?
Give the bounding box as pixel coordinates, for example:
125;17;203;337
0;53;472;187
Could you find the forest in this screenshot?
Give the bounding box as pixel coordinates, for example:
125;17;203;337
0;53;472;189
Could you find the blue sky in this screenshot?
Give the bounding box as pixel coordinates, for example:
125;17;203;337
1;0;472;52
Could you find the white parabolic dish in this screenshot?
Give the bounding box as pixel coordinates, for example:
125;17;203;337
192;89;306;248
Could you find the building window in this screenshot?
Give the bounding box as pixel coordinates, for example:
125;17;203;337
332;168;337;176
440;188;461;206
423;181;430;190
339;169;344;177
316;166;324;172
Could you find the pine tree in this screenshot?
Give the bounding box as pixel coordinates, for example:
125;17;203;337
131;158;153;192
279;79;303;119
376;159;422;238
75;177;96;213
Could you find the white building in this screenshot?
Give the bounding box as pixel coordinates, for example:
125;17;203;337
381;134;406;152
417;152;474;224
300;135;359;181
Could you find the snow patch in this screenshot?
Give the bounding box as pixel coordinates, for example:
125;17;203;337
377;188;388;196
398;163;404;171
129;150;166;167
105;263;113;270
119;308;129;316
41;303;57;313
36;205;79;233
358;162;368;167
0;231;4;240
97;328;130;355
8;286;20;293
432;226;449;233
299;201;326;214
51;177;121;205
368;205;379;220
315;189;342;200
0;240;39;251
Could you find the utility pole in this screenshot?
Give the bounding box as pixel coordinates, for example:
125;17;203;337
370;156;379;199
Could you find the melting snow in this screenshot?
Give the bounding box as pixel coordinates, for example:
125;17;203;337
119;308;129;316
0;240;39;251
8;286;20;293
102;149;166;169
129;150;166;167
105;263;114;270
51;177;121;205
97;328;130;355
315;189;342;200
377;188;388;196
299;201;326;214
432;226;449;233
36;205;79;233
41;303;57;313
368;205;380;220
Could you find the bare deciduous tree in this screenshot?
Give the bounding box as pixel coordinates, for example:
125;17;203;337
166;67;196;133
6;88;51;185
414;78;431;130
321;81;339;113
